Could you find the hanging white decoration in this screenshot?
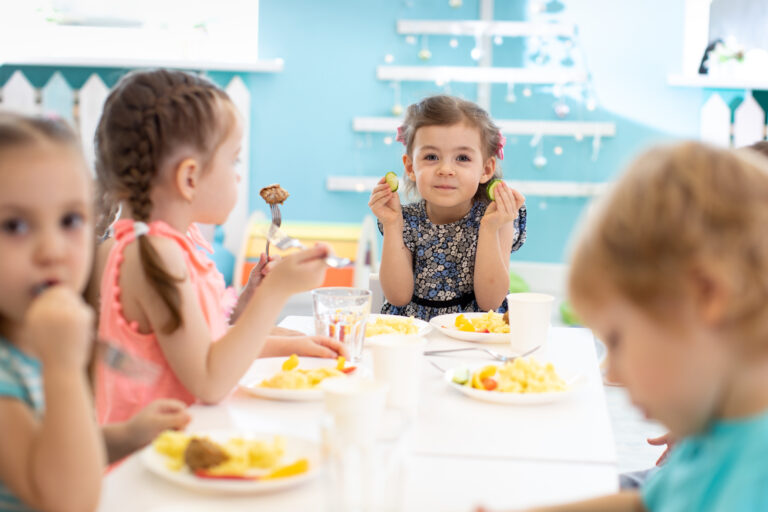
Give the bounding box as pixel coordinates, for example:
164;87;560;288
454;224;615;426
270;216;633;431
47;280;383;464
418;35;432;61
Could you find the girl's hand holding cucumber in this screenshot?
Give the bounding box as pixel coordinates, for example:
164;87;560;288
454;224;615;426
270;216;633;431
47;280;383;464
368;172;403;227
481;179;525;230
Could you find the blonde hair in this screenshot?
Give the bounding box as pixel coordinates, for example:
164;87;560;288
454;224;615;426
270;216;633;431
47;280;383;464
397;95;504;202
569;141;768;346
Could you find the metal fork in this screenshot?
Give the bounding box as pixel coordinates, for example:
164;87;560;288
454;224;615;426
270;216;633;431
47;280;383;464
267;224;353;268
265;203;282;260
424;344;541;363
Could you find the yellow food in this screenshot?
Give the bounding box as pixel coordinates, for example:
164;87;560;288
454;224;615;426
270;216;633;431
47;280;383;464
469;358;566;393
365;316;419;337
454;311;510;333
152;431;304;478
259;354;346;390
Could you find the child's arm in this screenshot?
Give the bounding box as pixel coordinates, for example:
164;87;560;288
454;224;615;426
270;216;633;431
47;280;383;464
135;239;329;404
369;177;414;306
259;335;348;359
475;183;525;311
102;398;190;464
0;288;104;512
478;492;645;512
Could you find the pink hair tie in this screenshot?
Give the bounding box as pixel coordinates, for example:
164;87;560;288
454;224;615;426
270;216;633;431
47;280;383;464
496;132;506;160
395;126;407;146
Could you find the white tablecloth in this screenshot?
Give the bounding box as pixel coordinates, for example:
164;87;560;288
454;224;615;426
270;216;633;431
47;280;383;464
98;318;618;511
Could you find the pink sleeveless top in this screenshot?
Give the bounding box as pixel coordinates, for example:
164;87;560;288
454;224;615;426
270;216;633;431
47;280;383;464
95;220;237;424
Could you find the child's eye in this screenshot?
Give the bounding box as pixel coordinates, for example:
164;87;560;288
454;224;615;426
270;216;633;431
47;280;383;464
61;212;84;230
605;331;620;351
457;154;471;162
424;154;438;161
1;218;28;235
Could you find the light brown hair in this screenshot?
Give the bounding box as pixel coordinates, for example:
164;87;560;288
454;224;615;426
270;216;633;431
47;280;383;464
95;69;233;334
397;95;504;202
569;141;768;347
0;111;80;152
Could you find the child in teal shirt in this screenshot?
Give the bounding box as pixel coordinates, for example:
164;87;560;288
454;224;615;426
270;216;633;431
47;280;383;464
478;142;768;512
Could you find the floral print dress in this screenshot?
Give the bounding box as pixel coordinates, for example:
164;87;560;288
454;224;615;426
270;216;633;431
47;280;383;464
379;199;527;321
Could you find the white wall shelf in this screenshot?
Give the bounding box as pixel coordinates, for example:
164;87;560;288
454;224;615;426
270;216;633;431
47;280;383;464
326;176;608;198
668;73;768;90
396;20;575;38
1;56;284;73
378;66;586;84
353;117;616;138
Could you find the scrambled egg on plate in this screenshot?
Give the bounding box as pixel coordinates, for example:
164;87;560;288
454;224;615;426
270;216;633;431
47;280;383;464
259;354;347;390
152;430;308;479
454;311;510;333
365;316;419;337
455;358;566;393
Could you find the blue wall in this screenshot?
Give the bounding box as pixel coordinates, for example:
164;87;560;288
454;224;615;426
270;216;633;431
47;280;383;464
1;0;715;263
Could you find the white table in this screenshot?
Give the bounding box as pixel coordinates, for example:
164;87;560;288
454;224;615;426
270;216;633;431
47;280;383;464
98;318;618;511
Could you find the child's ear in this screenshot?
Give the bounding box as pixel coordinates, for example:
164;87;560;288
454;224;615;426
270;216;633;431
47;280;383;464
403;154;415;181
479;156;496;184
690;266;728;327
174;157;202;202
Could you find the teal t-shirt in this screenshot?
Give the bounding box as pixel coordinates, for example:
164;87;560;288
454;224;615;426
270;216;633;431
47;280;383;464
0;338;44;512
642;411;768;512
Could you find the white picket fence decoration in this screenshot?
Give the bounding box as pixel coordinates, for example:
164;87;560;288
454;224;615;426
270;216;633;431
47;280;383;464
700;92;768;148
0;69;251;254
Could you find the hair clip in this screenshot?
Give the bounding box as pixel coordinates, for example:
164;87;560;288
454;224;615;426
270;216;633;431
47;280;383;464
496;132;506;160
395;126;407;146
134;221;150;238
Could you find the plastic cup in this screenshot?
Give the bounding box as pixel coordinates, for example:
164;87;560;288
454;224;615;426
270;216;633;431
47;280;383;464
321;377;388;445
506;292;555;353
312;287;372;364
369;334;427;416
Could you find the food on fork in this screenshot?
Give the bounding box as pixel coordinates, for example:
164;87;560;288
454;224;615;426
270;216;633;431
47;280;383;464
259;183;290;205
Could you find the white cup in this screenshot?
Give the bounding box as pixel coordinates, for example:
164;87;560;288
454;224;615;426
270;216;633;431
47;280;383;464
321;377;388;445
506;293;555;353
369;335;427;415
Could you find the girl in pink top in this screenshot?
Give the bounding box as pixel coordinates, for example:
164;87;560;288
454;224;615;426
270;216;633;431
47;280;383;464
93;70;342;424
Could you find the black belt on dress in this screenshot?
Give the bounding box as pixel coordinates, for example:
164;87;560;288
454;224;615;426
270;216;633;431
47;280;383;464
411;292;476;308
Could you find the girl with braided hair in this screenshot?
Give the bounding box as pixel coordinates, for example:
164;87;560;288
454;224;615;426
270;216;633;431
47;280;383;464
92;69;340;424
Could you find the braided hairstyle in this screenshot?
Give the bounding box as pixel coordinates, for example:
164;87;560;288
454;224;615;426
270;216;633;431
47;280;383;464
95;69;234;334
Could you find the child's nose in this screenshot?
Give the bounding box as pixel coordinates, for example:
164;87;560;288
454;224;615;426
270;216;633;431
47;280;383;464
34;229;67;264
437;162;455;175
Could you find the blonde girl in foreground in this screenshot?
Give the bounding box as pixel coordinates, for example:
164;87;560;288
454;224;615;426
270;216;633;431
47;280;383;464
481;142;768;511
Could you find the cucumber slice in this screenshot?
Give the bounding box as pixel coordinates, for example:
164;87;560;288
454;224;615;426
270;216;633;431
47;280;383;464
385;172;399;192
486;179;503;201
452;367;470;385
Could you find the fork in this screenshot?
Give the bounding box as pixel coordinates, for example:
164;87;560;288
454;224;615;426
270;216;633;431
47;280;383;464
267;224;353;268
424;344;541;363
265;203;282;260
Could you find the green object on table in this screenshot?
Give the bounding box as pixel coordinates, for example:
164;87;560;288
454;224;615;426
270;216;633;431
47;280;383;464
560;300;581;326
508;270;530;294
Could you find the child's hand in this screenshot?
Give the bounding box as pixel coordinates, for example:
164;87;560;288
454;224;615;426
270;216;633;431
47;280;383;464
22;286;94;369
270;326;306;337
648;432;676;465
245;253;278;289
275;335;350;359
481;182;525;230
261;245;330;296
124;399;191;450
368;177;403;227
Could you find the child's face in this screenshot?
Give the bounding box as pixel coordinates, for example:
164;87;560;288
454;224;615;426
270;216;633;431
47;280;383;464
0;144;93;328
581;291;731;437
405;122;494;214
194;104;244;225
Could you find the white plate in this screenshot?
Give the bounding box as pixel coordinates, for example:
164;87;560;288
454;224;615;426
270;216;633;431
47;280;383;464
239;357;359;401
429;312;510;344
141;431;320;495
444;363;585;405
366;314;432;338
